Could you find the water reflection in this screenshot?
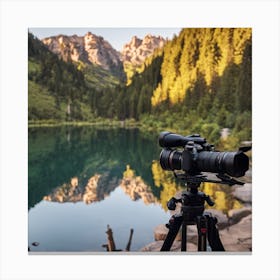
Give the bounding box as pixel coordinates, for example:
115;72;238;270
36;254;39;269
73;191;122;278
28;126;248;251
42;174;115;204
42;165;157;206
151;160;245;213
121;165;156;204
29;126;244;212
28;127;159;209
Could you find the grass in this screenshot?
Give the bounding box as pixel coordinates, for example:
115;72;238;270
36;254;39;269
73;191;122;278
84;64;120;89
28;80;67;121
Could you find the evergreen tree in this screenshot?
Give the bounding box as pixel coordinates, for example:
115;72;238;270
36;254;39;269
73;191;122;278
236;39;252;112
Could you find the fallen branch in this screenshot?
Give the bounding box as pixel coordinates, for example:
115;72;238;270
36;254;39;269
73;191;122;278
102;224;134;251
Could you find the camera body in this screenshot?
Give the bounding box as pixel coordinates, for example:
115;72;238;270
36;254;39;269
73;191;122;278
159;131;249;178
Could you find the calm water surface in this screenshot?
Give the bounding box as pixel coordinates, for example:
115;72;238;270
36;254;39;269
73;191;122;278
28;127;170;252
28;126;244;252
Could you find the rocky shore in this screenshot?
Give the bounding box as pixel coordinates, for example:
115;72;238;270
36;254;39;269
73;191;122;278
140;183;252;252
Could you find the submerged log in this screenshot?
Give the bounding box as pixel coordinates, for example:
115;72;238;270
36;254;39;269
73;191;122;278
102;224;134;251
125;229;134;251
106;225;116;251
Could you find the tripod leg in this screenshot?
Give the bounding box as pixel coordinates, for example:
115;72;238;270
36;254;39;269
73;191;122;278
206;214;225;251
181;221;187;251
197;216;207;251
160;214;182;251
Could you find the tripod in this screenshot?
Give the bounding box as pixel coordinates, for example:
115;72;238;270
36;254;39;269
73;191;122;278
160;179;225;252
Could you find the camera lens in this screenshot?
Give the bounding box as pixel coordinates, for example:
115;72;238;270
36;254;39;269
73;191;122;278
159;149;182;170
196;151;249;177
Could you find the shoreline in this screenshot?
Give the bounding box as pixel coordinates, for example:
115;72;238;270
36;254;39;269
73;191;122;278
141;183;252;252
28;119;139;128
27;119;161;133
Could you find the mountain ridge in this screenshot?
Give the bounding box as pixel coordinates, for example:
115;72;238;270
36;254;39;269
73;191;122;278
42;32;123;75
41;32;166;84
121;34;165;65
28;28;251;149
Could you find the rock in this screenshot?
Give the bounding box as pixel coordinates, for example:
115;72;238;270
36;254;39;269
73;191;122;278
221;128;230;140
143;216;252;251
228;207;252;225
42;32;123;74
154;224;169;241
205;209;228;229
84;32;121;70
149;209;252;252
219;214;252;252
121;34;165;66
153;223;208;245
140;240;197;252
185;225;198;244
232;183;252;203
154;223;183;242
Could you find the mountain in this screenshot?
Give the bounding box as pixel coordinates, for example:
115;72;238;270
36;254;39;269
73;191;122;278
42;32;123;76
28;31;166;122
121;34;165;66
121;34;166;84
89;28;252;146
29;28;251;147
41;32;166;85
28;32;91;121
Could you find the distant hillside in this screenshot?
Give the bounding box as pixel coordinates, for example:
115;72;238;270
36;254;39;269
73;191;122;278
89;28;252;147
28;28;252;148
151;28;252;107
28;32;92;121
149;28;252;145
41;32;167;86
28;31;167;122
42;32;125;88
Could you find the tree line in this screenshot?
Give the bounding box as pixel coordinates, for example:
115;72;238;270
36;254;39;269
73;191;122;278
28;32;89;120
28;28;252;147
89;28;252;146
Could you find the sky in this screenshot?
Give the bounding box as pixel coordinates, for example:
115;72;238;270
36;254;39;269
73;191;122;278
28;28;182;51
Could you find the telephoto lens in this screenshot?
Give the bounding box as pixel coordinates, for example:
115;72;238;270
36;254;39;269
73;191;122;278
159;148;249;177
159;131;249;178
196;151;249;177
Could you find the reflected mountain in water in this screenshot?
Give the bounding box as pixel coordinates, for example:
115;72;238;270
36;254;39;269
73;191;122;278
43;165;157;206
43;174;119;204
29;126;246;214
28;127;160;209
120;165;156;204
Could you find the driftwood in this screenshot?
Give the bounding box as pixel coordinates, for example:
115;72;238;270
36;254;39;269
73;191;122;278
125;228;134;251
29;226;133;252
102;224;134;251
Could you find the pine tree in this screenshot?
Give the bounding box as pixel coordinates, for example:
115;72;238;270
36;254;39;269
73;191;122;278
236;39;252;112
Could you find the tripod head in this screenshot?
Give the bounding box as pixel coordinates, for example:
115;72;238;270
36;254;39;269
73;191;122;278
166;171;244;221
173;171;245;186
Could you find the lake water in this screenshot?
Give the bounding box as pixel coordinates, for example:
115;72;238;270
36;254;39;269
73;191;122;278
28;126;244;252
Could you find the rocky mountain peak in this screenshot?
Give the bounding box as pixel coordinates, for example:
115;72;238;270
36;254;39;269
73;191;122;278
130;36;142;48
41;32;166;82
42;33;122;72
121;34;166;66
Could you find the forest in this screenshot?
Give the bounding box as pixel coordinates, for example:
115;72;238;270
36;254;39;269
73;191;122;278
28;28;252;149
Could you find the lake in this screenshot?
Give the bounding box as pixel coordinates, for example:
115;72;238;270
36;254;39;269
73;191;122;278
28;126;244;252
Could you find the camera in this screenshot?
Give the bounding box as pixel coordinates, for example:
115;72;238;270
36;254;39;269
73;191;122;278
159;131;249;178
